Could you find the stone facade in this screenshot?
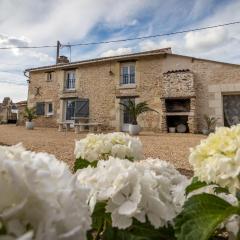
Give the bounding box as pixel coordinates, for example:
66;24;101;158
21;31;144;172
160;70;197;133
26;49;240;133
0;97;16;123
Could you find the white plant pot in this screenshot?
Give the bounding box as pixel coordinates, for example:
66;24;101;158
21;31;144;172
129;124;141;135
169;127;176;133
26;121;34;130
202;128;209;135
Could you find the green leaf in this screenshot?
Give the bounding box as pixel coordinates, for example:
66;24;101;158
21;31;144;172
74;158;98;172
0;221;6;235
91;202;111;230
129;219;175;240
185;177;207;195
213;186;230;195
101;219;175;240
175;193;239;240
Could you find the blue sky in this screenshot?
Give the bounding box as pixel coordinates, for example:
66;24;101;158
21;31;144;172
0;0;239;102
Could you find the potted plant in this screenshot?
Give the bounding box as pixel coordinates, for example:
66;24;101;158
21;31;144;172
202;114;217;135
120;100;158;135
24;107;37;130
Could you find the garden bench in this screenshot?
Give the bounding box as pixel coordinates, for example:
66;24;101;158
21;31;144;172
74;122;102;133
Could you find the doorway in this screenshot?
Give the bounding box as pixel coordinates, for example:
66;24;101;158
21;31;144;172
120;97;135;132
223;94;240;127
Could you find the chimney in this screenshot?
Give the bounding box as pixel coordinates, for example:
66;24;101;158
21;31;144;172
57;55;69;64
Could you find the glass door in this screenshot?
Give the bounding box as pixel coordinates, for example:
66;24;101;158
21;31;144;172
65;99;75;124
120;98;135;132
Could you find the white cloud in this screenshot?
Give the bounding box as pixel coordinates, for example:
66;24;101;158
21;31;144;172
0;0;240;103
139;39;175;51
0;71;27;102
0;82;27;102
100;47;132;57
185;27;228;51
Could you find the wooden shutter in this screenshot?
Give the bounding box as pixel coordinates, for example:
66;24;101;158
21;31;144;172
36;102;45;115
75;99;89;117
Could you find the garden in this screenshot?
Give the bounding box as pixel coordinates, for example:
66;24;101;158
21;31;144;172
1;126;240;239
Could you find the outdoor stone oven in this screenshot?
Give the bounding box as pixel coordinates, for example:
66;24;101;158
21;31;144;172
160;69;197;133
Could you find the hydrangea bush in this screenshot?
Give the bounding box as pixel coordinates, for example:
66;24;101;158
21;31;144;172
77;157;189;239
74;132;144;171
0;144;91;240
175;125;240;240
3;125;240;239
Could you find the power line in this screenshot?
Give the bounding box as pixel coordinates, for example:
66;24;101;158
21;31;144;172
0;21;239;50
67;21;240;47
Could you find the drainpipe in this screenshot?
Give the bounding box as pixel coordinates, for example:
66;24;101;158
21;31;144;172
24;70;30;107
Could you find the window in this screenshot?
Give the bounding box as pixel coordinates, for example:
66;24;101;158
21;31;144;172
65;100;76;120
46;72;53;81
46;102;53;115
122;98;135;124
36;102;45;116
223;95;240;127
36;102;54;116
120;63;135;84
65;71;75;90
65;99;89;121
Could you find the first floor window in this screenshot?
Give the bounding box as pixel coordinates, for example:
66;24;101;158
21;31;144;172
65;71;76;89
46;72;53;81
120;63;135;84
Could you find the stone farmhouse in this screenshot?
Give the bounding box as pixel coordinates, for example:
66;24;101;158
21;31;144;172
25;48;240;133
0;97;27;124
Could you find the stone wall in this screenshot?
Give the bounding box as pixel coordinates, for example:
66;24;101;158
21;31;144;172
162;70;194;98
27;53;240;132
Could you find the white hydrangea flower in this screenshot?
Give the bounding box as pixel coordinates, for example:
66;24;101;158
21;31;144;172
74;132;144;162
77;157;188;229
0;143;91;240
189;125;240;194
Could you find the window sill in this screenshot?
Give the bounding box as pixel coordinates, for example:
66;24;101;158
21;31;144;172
45;114;54;118
63;89;76;93
117;84;136;90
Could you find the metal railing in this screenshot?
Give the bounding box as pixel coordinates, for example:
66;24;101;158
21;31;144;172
65;78;75;89
120;74;135;84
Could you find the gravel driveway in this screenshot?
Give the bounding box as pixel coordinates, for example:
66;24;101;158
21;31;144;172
0;125;205;173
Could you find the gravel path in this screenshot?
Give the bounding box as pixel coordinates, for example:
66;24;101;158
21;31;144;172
0;125;205;172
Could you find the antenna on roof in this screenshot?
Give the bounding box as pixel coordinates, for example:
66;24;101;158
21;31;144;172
56;41;61;64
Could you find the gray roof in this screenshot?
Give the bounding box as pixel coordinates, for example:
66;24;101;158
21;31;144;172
25;47;240;73
25;48;171;72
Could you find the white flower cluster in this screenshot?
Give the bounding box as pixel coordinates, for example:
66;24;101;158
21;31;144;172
77;157;188;229
0;144;91;240
189;125;240;194
74;132;144;162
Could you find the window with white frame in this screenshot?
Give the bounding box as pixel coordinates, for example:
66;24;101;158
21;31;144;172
65;70;76;90
46;72;53;81
120;63;135;85
46;102;53;115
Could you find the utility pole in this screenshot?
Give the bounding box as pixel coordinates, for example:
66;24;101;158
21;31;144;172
56;40;61;64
